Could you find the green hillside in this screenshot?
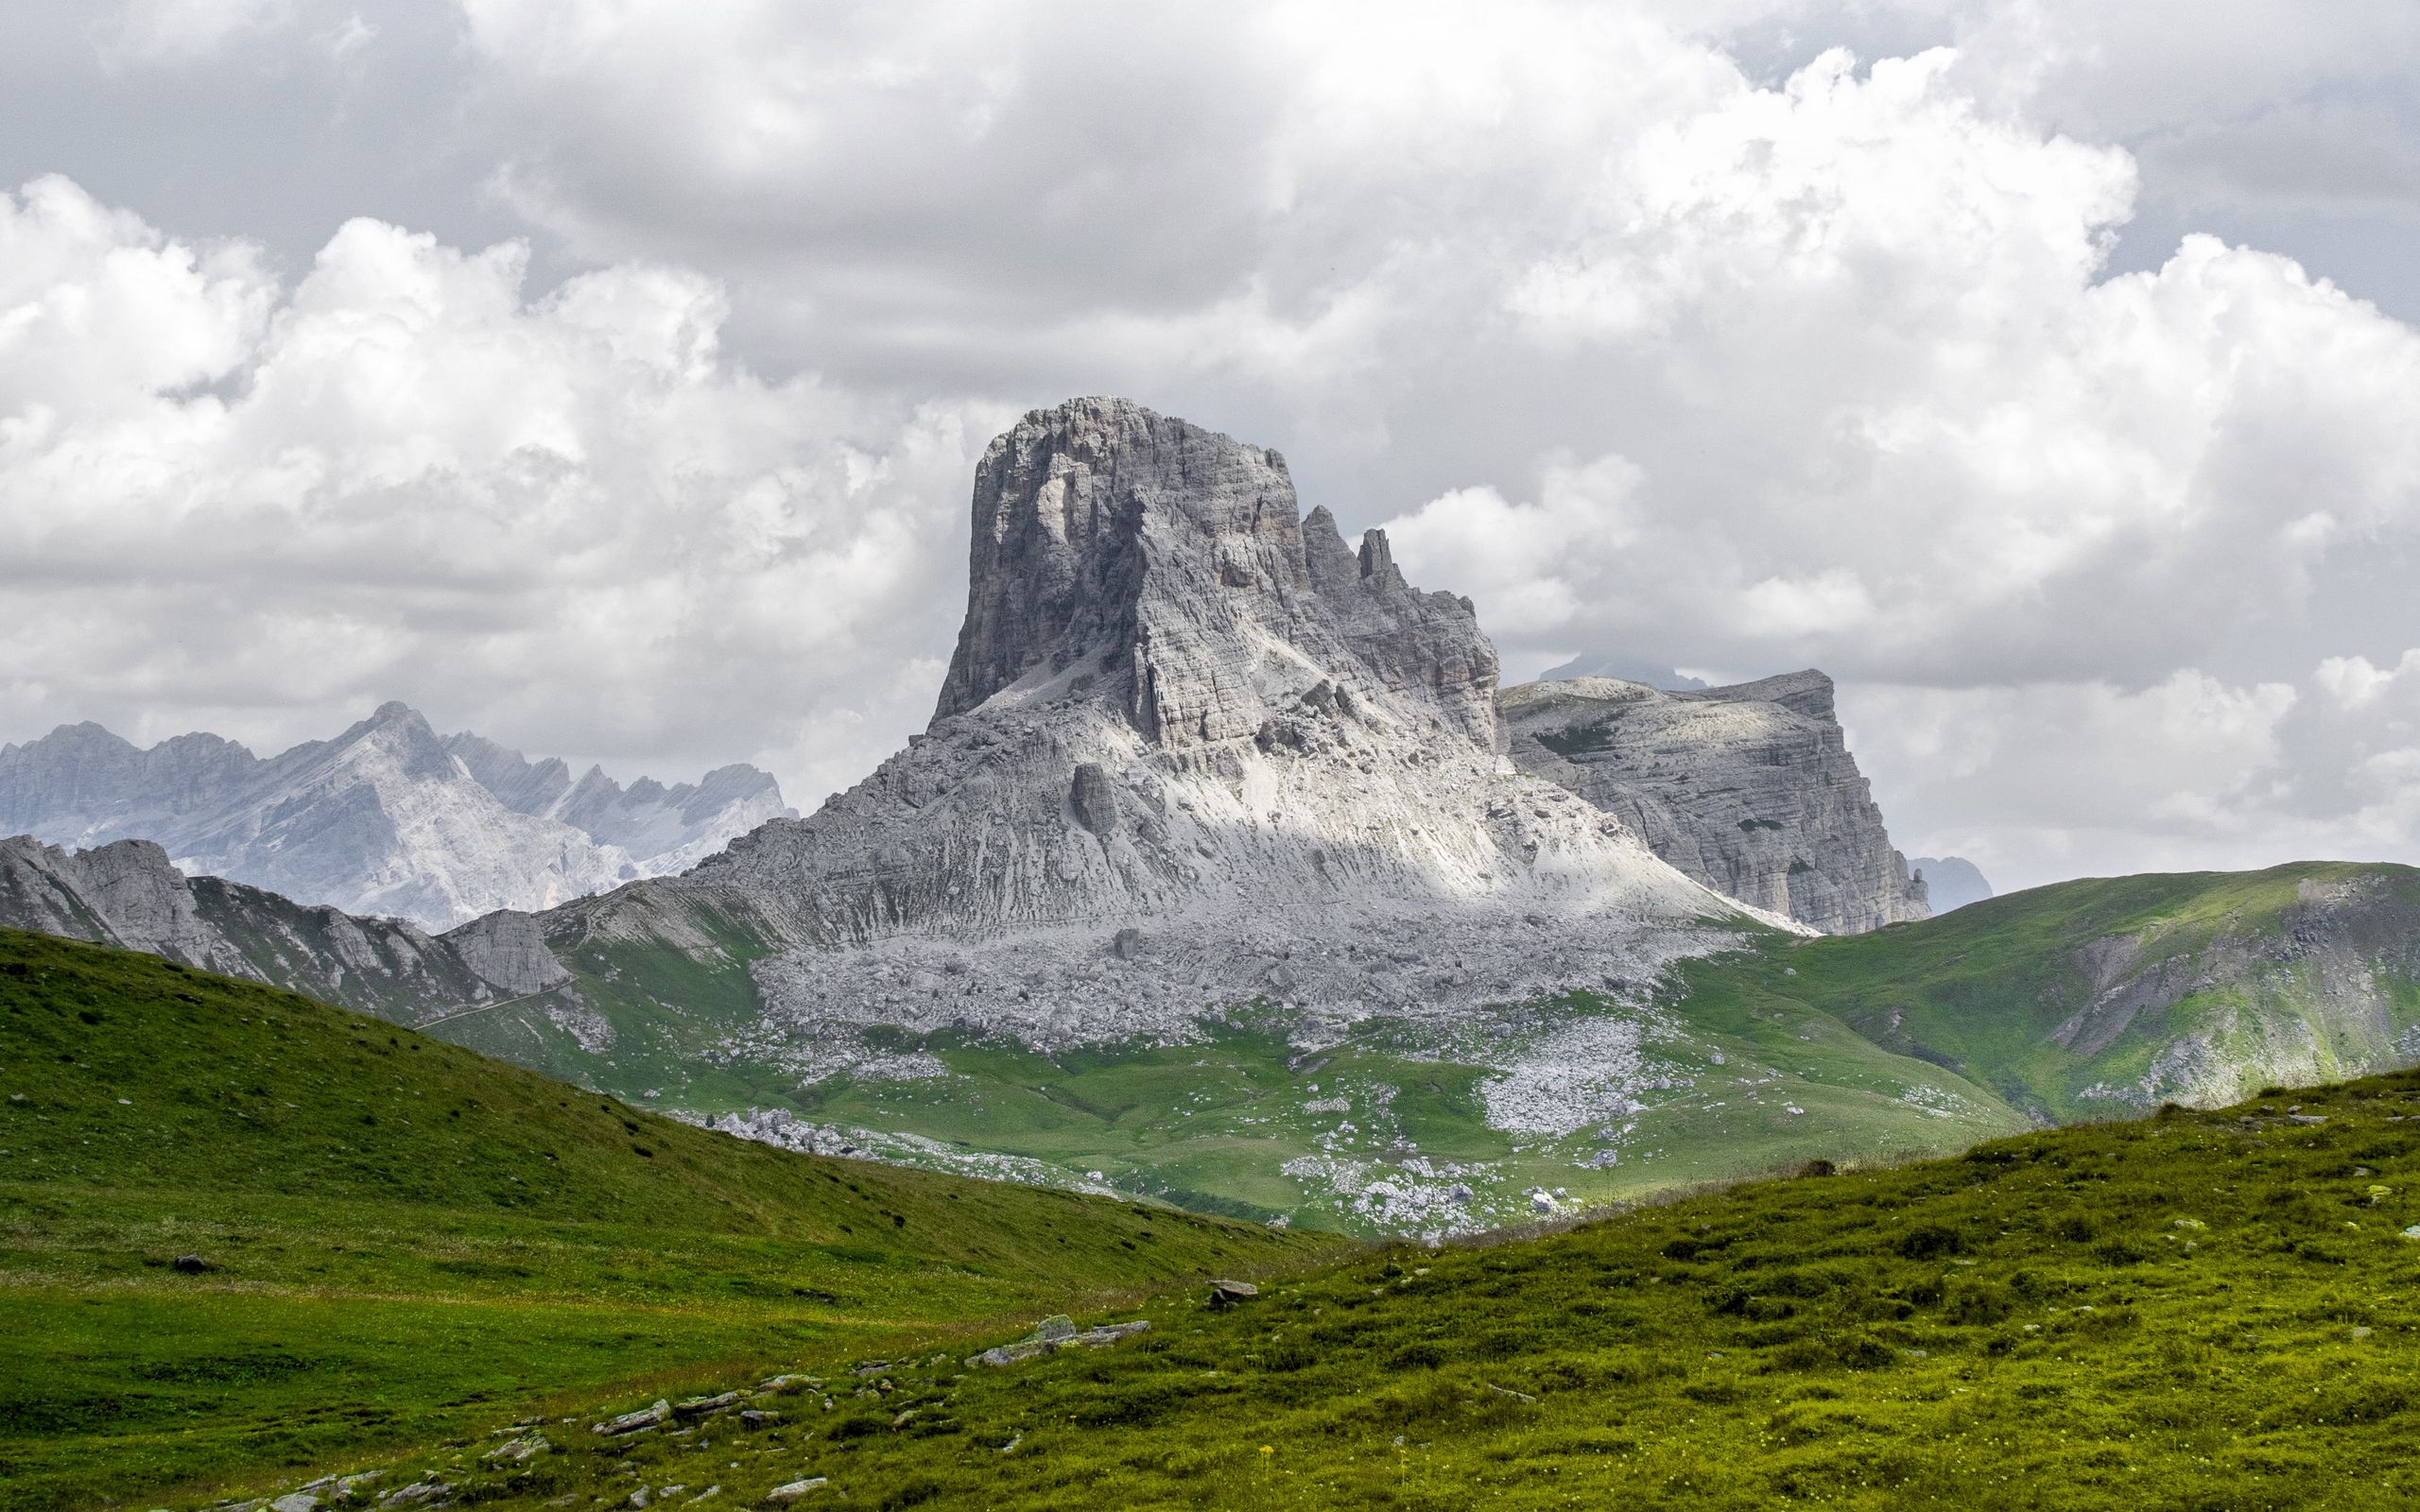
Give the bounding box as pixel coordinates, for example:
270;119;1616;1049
1672;862;2420;1122
431;864;2420;1238
0;929;1336;1511
264;1065;2420;1511
431;933;2033;1237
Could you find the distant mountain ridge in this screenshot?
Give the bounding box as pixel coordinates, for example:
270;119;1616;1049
1910;855;1994;913
0;704;792;930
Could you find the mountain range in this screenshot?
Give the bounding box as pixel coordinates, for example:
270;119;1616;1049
0;705;791;930
2;397;2415;1237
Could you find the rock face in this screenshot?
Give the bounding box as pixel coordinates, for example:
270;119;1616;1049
1910;856;1994;914
1500;673;1928;934
541;398;1774;1060
0;707;791;930
0;833;546;1025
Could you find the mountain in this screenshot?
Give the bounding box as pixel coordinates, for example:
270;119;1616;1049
0;928;1328;1510
1500;673;1930;934
524;396;1771;1042
0;704;791;929
0;833;572;1029
7;399;2417;1241
1674;861;2420;1120
1909;853;1993;912
406;399;2012;1228
1539;651;1708;689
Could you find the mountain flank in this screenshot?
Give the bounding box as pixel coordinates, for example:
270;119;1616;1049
1501;672;1930;933
1910;853;1994;912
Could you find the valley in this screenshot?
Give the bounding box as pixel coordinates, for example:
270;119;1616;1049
0;930;1326;1511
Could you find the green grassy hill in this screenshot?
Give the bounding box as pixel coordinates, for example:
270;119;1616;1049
1675;862;2420;1122
429;864;2420;1238
0;929;1336;1511
279;1065;2420;1511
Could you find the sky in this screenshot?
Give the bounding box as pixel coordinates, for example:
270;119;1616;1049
3;0;2419;894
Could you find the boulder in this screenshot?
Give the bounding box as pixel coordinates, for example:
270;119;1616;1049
592;1400;669;1436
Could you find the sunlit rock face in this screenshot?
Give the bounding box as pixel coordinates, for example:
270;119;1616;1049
1501;673;1930;935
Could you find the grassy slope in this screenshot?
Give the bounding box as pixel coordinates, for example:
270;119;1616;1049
435;948;2030;1236
341;1067;2420;1512
418;864;2420;1235
1671;863;2420;1122
0;929;1336;1511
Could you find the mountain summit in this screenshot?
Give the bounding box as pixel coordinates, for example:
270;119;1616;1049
546;398;1770;1061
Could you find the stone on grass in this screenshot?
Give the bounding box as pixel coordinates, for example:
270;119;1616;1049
968;1318;1150;1367
594;1400;670;1435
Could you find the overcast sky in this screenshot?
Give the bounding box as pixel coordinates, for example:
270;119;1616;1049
5;0;2420;893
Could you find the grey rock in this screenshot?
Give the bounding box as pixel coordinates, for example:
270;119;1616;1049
269;1495;320;1512
593;1400;670;1436
1500;673;1928;934
0;834;544;1029
482;1434;549;1464
1208;1279;1259;1307
1033;1314;1078;1342
968;1316;1150;1366
764;1482;828;1503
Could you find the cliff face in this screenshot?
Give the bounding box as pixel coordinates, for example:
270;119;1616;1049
937;397;1497;749
1500;672;1928;935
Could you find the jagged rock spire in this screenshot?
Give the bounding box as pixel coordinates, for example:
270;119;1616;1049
935;397;1497;750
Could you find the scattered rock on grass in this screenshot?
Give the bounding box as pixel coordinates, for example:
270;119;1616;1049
483;1434;549;1464
764;1480;828;1503
968;1318;1150;1366
595;1400;670;1436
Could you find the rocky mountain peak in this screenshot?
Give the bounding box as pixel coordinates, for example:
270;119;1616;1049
935;397;1497;752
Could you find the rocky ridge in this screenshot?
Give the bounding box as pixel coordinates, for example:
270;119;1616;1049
1500;674;1929;934
0;833;590;1034
0;707;790;930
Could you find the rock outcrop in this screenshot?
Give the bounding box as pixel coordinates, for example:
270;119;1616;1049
0;707;791;930
1500;673;1927;934
0;833;534;1024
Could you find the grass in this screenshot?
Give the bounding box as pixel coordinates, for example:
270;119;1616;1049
320;1066;2420;1510
0;929;1338;1510
1670;862;2420;1122
403;866;2420;1241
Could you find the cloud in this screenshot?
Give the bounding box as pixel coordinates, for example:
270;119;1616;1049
0;175;1003;801
9;2;2420;887
98;0;299;66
